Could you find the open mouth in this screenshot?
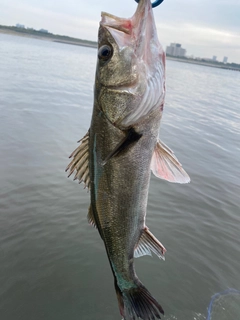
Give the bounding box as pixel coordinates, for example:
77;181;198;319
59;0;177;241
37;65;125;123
101;12;132;35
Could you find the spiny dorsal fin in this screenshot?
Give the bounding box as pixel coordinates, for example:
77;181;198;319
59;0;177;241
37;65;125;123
134;227;166;260
65;130;90;189
151;140;190;184
87;205;97;228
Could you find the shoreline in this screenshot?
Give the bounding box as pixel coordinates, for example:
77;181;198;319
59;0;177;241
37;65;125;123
0;28;98;48
1;29;239;71
53;40;97;48
166;56;239;71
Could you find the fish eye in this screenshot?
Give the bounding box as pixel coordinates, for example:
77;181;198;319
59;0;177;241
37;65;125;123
98;45;113;61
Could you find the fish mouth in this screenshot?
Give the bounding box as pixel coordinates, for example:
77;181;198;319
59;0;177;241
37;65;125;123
100;12;132;35
100;0;157;59
100;0;153;31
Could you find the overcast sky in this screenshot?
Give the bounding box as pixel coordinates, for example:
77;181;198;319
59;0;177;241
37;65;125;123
1;0;240;63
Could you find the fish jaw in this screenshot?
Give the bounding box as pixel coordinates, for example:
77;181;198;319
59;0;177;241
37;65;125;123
96;0;165;129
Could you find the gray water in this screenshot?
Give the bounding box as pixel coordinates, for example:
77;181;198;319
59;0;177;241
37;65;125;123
0;33;240;320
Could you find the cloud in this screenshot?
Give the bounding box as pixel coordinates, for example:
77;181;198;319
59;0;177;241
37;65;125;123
156;20;240;62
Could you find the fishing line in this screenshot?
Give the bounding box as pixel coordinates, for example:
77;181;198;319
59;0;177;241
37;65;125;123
206;288;240;320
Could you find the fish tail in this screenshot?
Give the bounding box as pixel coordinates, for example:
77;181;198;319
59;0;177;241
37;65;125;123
114;278;164;320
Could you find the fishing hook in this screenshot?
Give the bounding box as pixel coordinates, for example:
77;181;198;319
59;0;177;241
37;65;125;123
135;0;164;8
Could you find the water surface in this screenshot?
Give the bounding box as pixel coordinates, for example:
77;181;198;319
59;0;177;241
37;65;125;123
0;34;240;320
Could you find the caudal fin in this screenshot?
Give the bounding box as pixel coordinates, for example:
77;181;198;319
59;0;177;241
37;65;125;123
115;278;164;320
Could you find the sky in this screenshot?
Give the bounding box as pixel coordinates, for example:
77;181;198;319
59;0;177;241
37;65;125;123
1;0;240;63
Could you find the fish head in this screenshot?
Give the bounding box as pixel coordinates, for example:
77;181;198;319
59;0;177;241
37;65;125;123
96;0;165;130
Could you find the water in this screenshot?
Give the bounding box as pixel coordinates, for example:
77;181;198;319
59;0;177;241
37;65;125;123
0;33;240;320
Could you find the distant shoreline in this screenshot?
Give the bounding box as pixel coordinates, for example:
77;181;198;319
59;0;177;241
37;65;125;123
52;40;97;48
166;56;240;71
1;27;239;71
0;27;98;48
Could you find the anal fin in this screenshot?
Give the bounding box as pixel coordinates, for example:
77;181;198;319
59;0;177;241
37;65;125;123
134;227;166;260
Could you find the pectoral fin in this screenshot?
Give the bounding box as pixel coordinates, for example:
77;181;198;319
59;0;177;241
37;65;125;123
134;227;166;260
102;128;142;165
151;140;190;184
65;130;90;189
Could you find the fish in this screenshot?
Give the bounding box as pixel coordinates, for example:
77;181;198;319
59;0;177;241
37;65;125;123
66;0;190;319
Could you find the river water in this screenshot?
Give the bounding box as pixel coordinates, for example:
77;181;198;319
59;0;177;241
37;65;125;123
0;33;240;320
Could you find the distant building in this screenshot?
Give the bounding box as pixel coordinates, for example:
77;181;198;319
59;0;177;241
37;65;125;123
166;43;186;57
223;56;228;64
16;23;25;28
212;56;217;61
39;29;48;33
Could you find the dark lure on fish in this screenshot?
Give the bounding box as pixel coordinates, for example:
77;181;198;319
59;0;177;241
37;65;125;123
66;0;190;319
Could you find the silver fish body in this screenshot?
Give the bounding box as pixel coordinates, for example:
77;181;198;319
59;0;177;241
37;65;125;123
67;0;190;319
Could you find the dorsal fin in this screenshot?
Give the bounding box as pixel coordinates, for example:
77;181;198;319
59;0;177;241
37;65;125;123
151;140;190;184
65;130;90;189
87;205;97;228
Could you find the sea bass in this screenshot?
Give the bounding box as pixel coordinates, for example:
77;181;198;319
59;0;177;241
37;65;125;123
66;0;190;319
